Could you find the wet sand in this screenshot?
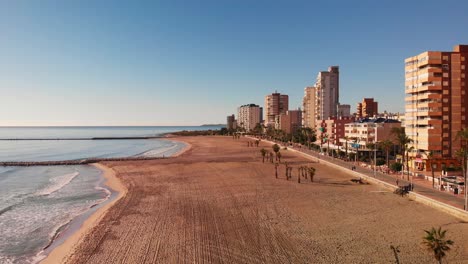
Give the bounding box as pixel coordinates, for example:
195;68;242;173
41;164;127;264
52;136;468;263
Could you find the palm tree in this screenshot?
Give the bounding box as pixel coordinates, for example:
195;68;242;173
274;163;279;178
379;139;393;169
406;145;415;181
272;144;280;160
343;136;350;160
422;227;454;264
260;148;267;163
308;166;316;182
297;167;301;183
455;128;468;211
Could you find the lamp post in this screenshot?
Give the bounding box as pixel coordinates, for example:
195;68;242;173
374;142;377;177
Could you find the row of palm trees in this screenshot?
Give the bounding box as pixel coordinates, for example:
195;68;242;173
259;143;316;183
247;136;456;262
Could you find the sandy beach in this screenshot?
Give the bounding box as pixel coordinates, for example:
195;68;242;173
47;136;468;263
41;164;127;264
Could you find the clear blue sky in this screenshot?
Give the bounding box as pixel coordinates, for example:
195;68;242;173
1;0;468;126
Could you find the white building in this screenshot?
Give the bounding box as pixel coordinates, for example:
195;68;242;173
315;66;339;121
237;104;262;132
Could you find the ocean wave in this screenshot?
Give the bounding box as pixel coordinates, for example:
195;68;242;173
137;144;179;157
0;204;17;216
35;172;80;196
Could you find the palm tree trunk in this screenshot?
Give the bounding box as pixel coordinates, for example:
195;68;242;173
386;149;389;169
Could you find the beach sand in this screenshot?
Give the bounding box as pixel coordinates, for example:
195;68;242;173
47;136;468;263
41;164;127;264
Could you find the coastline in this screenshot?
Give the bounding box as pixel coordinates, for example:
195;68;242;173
40;163;127;264
162;137;192;157
39;139;190;264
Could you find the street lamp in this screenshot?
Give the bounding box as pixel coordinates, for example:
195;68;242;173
432;163;439;190
374;142;377;177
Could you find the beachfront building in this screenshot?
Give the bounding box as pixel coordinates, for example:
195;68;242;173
302;86;316;128
275;109;302;134
237;104;262;132
405;44;468;172
316;116;354;147
226;114;237;130
357;98;378;118
342;118;401;150
338;104;351;118
264;92;289;126
314;66;340;121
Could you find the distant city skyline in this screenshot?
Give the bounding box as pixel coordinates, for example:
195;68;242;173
1;1;468;126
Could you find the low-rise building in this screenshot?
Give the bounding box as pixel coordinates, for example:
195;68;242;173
342;118;401;150
275;109;302;134
316;116;355;146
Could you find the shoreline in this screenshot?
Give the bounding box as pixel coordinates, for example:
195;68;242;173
39;140;191;264
40;163;127;264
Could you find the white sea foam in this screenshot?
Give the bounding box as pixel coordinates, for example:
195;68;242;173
35;172;79;196
138;145;176;157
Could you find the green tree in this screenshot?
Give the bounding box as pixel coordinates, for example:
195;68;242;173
343;136;350;159
422;227;454;264
379;139;394;168
260;148;267;163
455;128;468;211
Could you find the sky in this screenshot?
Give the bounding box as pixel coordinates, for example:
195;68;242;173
1;0;468;126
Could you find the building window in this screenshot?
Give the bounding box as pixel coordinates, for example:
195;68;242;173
443;81;449;86
443;72;449;78
443;55;449;60
442;64;449;70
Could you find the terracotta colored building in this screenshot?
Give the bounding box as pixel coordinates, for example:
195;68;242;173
264;92;289;127
316;116;355;146
357;98;378;118
275;110;302;134
405;44;468;172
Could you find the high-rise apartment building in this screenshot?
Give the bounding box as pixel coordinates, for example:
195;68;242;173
226;114;237;130
302;86;316;128
315;66;339;121
237;104;262;132
405;44;468;171
357;98;378;118
264;92;289;126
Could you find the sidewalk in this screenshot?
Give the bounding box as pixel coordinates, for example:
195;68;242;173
256;138;466;210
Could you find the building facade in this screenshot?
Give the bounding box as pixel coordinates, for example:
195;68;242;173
316;116;355;146
226;114;237;130
237;104;262;132
275;109;302;134
264;92;289;126
343;118;401;150
338;104;351;117
315;66;339;121
357;98;378;118
405;44;468;171
302;86;316;128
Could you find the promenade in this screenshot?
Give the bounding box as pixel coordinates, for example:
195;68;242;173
258;137;466;211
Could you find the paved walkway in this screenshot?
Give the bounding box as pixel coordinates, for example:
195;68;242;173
261;139;466;210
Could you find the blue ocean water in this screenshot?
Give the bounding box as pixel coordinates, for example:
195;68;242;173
0;126;220;263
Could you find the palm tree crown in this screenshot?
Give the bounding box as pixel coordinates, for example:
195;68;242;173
422;227;454;264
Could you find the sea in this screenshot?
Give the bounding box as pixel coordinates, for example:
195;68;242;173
0;126;222;263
